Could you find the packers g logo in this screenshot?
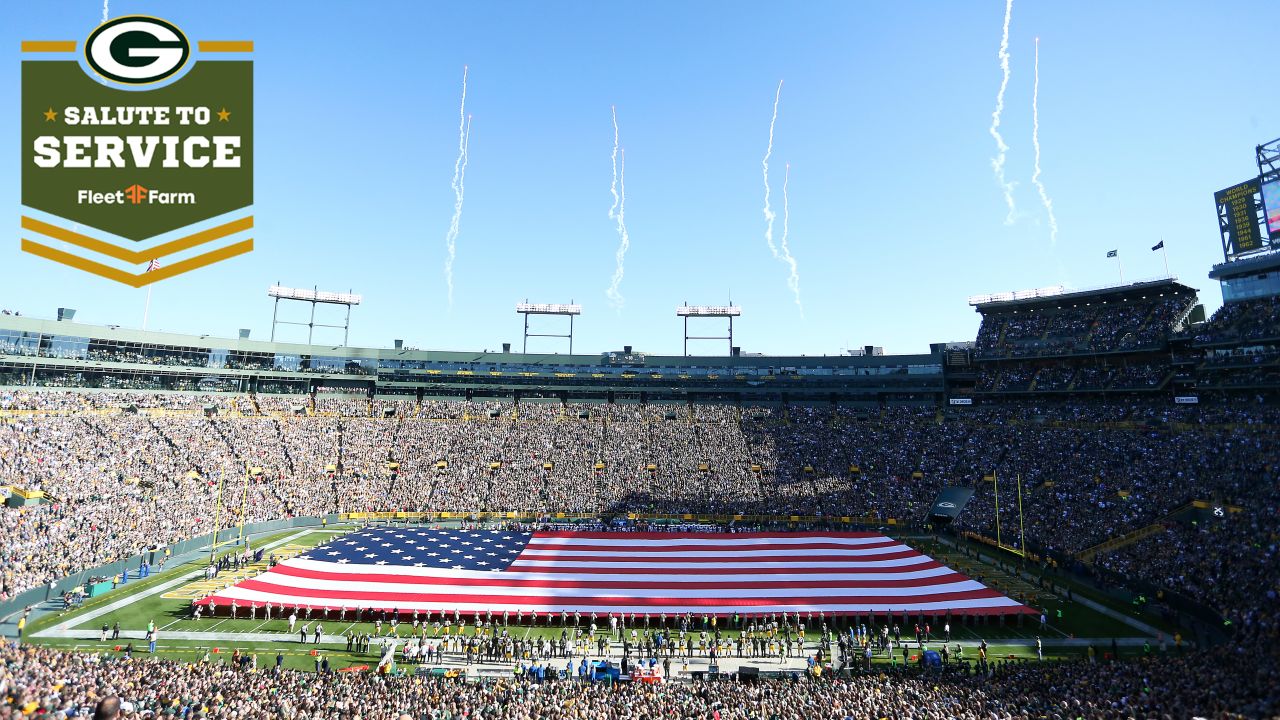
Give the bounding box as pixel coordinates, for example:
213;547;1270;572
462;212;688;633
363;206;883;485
85;16;190;84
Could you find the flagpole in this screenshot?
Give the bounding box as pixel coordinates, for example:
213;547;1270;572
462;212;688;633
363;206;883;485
1161;241;1170;278
1116;254;1125;285
142;286;153;330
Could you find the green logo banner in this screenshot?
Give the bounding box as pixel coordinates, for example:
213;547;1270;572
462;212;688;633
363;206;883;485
19;18;254;285
23;62;253;240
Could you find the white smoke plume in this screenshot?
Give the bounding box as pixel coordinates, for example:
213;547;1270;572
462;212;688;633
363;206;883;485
1031;37;1059;246
101;0;108;23
761;81;802;312
780;163;803;315
989;0;1017;225
606;143;630;310
443;66;468;305
608;106;620;222
762;80;782;258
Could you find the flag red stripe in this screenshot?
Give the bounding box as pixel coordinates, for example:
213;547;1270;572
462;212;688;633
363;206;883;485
522;539;904;553
224;578;1009;607
511;549;923;564
530;531;884;540
498;560;942;575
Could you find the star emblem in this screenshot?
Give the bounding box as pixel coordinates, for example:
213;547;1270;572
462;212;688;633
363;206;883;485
364;553;377;558
375;560;388;565
216;107;231;122
43;107;57;122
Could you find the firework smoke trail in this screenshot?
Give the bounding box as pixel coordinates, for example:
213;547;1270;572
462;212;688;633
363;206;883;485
608;106;621;222
101;0;108;23
762;80;783;258
606;148;630;309
780;163;803;315
989;0;1016;225
1031;38;1059;246
443;66;468;305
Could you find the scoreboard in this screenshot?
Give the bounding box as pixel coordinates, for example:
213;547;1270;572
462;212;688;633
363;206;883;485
1215;178;1264;257
1262;179;1280;239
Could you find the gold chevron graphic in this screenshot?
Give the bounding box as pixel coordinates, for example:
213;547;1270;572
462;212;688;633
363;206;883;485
21;41;76;52
22;238;254;287
21;215;253;263
198;41;254;52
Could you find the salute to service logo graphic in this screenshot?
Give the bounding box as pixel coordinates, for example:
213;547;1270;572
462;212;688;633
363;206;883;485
20;16;253;286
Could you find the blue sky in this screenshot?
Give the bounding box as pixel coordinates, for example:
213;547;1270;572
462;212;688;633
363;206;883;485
3;1;1276;356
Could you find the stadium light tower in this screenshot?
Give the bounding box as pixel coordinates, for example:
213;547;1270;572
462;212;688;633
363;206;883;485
516;301;582;354
677;303;741;356
268;284;362;345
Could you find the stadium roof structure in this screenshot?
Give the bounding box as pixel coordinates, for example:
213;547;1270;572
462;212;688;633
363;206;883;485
0;314;947;402
1208;250;1280;281
969;277;1197;313
0;314;938;369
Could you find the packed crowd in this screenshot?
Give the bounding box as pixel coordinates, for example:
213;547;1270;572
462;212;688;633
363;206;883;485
0;639;1275;719
1;388;1277;717
975;292;1195;359
1;390;1276;619
975;360;1173;393
1195;295;1280;345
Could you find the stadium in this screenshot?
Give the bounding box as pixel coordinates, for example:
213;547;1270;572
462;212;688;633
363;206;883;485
4;3;1280;720
4;258;1279;716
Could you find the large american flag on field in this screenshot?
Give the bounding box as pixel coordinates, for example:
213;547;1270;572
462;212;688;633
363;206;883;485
200;529;1030;616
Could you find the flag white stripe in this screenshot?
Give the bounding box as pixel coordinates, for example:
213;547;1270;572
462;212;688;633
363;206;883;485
240;574;988;599
283;559;958;582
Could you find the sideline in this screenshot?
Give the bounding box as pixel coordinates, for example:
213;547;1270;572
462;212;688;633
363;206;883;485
32;529;317;639
934;536;1161;638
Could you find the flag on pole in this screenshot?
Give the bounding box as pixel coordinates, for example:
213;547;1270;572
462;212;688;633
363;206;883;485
147;259;161;272
1106;250;1118;258
1151;241;1164;251
197;529;1032;616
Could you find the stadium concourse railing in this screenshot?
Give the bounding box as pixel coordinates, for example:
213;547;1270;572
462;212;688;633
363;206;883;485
0;515;341;626
340;511;900;526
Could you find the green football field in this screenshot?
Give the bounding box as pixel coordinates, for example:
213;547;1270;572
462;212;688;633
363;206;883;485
23;525;1181;674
